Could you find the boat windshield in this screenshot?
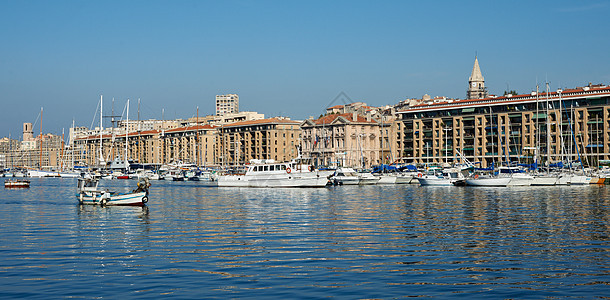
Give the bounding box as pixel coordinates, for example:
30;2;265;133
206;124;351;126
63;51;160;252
252;164;288;172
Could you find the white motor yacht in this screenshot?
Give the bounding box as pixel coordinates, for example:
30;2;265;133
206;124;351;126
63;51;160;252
217;159;328;187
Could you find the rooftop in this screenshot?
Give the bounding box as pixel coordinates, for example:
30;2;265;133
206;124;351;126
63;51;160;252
399;84;610;113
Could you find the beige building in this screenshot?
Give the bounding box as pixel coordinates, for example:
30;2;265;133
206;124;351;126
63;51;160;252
0;137;21;168
188;111;265;126
75;124;218;167
1;132;64;170
396;84;610;167
74;116;302;168
216;118;301;166
216;94;239;116
301;112;388;168
118;119;184;133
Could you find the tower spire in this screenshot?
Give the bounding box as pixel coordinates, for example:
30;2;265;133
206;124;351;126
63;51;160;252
467;56;488;100
469;56;484;82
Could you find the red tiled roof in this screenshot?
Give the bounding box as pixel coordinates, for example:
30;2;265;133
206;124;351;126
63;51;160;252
401;85;610;113
165;124;216;133
75;124;217;140
222;117;300;128
313;113;376;125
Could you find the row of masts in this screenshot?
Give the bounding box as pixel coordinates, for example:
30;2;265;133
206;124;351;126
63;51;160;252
96;96;204;170
422;81;593;172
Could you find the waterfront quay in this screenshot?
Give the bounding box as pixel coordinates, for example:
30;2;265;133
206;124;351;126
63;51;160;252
2;59;610;173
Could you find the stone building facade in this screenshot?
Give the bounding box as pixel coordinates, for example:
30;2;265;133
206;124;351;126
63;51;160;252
301;112;389;169
396;84;610;168
216;118;301;166
75;124;218;167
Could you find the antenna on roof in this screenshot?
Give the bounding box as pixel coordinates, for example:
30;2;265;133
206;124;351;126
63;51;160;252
326;91;352;109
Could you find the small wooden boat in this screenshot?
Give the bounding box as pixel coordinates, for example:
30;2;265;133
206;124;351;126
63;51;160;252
77;177;150;206
4;179;30;188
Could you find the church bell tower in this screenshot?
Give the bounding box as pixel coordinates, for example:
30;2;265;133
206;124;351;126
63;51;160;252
467;56;488;100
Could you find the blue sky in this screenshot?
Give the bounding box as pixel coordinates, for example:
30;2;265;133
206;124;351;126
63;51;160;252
1;0;609;138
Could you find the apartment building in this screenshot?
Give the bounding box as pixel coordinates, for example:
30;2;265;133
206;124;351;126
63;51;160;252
75;124;218;167
216;118;301;166
396;84;610;168
216;94;239;116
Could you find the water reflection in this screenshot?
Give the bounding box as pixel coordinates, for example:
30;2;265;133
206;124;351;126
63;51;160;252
1;180;609;298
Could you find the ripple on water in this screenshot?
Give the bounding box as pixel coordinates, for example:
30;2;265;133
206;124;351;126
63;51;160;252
0;179;609;298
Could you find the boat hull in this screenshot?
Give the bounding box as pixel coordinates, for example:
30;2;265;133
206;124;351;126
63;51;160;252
465;177;511;187
395;174;414;184
376;175;397;184
568;175;590;185
590;177;605;184
531;175;558;186
78;191;148;206
507;174;534;186
358;177;380;185
218;173;328;188
28;169;80;178
333;177;360;185
4;180;30;188
417;176;453;186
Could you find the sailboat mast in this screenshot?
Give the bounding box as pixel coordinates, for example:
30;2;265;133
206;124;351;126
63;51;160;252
39;107;43;169
535;84;540;170
138;98;141;164
558;89;564;164
125;99;130;171
161;108;165;165
60;128;65;171
100;95;103;167
111;97;115;162
72;119;75;170
545;82;551;173
9;132;12;169
570;102;574;169
490;106;495;168
196;106;199;166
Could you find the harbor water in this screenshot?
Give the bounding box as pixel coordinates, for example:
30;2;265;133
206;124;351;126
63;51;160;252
1;178;609;298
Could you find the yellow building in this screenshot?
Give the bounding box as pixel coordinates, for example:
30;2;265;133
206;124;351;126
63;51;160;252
396;84;610;168
216;118;301;166
75;124;218;167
